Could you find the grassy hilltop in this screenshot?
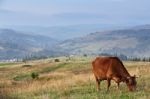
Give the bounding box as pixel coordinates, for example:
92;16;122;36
0;56;150;99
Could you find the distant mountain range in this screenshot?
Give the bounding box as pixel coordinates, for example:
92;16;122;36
5;24;126;40
0;29;65;59
0;24;150;60
59;24;150;57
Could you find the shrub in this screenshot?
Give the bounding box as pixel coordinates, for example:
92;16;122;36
54;59;60;62
83;54;87;57
31;72;39;79
22;65;32;67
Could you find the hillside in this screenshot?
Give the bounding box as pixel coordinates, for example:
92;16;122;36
0;57;149;98
59;27;150;57
0;29;63;59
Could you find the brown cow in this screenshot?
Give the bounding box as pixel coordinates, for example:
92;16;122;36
92;56;137;91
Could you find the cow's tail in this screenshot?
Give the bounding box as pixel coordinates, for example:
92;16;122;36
92;60;96;72
92;61;95;73
92;60;95;67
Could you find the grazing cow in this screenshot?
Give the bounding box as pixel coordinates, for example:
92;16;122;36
92;56;137;91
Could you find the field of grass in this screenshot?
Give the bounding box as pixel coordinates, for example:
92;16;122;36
0;56;150;99
0;62;21;67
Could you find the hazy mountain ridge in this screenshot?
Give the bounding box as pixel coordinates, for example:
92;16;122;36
7;24;125;40
0;29;61;59
0;25;150;60
59;26;150;57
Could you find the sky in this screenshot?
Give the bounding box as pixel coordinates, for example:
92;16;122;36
0;0;150;27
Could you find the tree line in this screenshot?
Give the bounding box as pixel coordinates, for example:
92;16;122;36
98;53;150;62
22;53;150;62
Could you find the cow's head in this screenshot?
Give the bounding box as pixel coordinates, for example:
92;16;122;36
126;75;137;91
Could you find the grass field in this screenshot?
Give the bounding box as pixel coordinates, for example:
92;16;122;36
0;56;150;99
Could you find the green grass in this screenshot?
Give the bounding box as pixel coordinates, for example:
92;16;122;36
13;73;32;81
11;81;149;99
0;62;18;67
40;63;69;73
43;81;149;99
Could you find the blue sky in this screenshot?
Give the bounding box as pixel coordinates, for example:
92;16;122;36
0;0;150;27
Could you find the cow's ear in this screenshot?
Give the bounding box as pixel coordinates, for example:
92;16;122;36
133;75;139;78
131;75;137;78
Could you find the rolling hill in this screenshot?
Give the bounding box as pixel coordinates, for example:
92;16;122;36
59;25;150;57
0;29;64;60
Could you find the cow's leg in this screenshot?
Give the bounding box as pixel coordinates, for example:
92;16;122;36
117;82;120;90
113;77;121;90
95;77;100;91
107;78;111;91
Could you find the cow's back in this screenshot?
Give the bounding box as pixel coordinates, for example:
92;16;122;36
92;56;126;80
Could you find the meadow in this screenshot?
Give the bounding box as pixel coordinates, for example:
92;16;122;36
0;56;150;99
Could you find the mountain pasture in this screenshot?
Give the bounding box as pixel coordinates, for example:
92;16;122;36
0;57;150;99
